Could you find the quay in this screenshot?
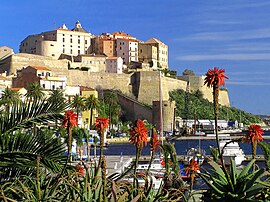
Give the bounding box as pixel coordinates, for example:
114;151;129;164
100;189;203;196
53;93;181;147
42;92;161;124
106;135;270;144
101;154;266;176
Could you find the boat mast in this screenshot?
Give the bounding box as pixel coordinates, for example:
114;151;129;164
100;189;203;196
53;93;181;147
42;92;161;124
159;71;163;144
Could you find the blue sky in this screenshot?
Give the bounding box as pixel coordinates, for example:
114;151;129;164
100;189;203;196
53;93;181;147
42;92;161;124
1;0;270;115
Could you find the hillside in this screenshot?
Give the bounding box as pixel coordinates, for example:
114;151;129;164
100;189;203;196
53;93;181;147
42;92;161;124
169;89;261;125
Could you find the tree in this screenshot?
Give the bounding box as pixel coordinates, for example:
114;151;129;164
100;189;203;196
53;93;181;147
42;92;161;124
72;94;85;122
72;127;86;160
25;82;45;101
104;92;118;129
0;98;70;182
0;87;21;111
84;94;100;129
47;89;66;105
48;89;66;127
182;69;195;76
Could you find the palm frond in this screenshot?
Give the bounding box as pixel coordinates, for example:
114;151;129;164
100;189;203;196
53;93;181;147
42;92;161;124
0;98;70;135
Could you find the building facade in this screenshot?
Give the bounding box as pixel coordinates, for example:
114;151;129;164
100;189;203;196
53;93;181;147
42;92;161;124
143;38;168;69
0;46;14;59
138;43;158;69
19;21;94;60
12;66;67;90
106;57;124;73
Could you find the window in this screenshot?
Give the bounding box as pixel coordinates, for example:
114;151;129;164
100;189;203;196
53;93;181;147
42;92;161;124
52;85;55;90
123;53;125;55
52;54;55;56
63;48;65;53
41;72;44;76
78;50;80;55
63;34;65;36
42;84;45;88
63;38;65;42
70;49;73;54
78;39;80;44
70;39;73;43
59;85;63;89
85;40;87;44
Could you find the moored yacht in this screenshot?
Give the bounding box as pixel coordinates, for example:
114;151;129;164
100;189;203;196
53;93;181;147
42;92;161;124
219;140;245;166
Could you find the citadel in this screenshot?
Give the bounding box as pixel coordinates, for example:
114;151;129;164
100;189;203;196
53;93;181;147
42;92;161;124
0;21;230;131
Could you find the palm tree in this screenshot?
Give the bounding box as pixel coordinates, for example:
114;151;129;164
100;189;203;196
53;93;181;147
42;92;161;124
0;87;21;111
47;89;66;105
84;94;100;129
48;89;66;127
25;82;45;101
72;94;85;122
204;67;228;162
73;127;86;160
104;92;118;130
0;98;70;182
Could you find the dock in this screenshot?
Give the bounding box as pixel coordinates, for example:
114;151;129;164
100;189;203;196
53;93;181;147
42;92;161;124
86;154;266;176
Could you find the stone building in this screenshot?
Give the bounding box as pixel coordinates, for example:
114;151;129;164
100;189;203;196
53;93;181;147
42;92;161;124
106;57;124;73
143;38;168;69
12;66;67;90
138;43;158;69
71;54;107;72
0;53;69;75
19;21;94;59
0;46;14;59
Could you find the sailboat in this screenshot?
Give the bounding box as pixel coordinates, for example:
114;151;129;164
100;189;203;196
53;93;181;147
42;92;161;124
183;113;205;166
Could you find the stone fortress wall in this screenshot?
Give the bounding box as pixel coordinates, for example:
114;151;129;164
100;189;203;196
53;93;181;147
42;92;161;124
0;54;230;107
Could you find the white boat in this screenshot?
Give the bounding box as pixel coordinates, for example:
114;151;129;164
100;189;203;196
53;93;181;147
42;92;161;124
183;147;205;166
219;140;245;166
136;158;166;178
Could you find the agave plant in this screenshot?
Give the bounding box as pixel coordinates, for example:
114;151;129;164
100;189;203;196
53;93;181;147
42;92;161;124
199;159;265;201
258;141;270;171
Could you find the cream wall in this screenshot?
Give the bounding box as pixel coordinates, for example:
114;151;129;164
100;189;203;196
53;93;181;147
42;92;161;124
106;57;123;73
20;26;94;59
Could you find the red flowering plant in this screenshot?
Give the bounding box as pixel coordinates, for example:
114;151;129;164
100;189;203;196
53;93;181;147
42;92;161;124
62;110;78;161
75;164;85;176
148;128;161;172
129;119;148;189
150;128;160;152
204;67;228;167
246;124;264;161
185;159;200;190
95;117;109;168
129;119;148;152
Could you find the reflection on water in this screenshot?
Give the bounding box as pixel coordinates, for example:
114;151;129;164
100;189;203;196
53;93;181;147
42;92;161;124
102;139;269;156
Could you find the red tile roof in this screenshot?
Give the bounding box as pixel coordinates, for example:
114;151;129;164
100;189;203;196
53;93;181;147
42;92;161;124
29;66;51;71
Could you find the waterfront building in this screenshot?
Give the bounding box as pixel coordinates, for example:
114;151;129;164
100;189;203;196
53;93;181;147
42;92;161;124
19;21;94;60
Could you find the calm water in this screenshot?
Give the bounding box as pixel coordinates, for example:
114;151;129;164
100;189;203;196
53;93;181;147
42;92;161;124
102;138;269;156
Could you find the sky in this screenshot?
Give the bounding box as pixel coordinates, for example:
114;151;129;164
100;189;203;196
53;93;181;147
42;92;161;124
1;0;270;115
